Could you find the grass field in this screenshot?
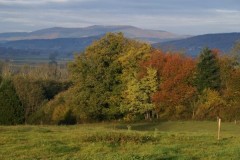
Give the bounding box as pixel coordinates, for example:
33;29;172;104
1;121;240;160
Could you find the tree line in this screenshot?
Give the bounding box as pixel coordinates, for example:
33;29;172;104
0;33;240;125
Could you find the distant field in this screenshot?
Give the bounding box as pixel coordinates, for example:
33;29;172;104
6;59;71;65
1;121;240;160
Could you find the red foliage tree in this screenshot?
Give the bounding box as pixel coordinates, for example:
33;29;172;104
141;50;197;119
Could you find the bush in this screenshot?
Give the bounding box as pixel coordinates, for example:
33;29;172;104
83;132;157;144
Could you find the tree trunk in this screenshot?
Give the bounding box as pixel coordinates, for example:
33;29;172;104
144;113;148;120
192;110;195;119
149;111;152;121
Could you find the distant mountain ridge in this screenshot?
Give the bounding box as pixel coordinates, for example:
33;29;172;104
0;25;185;43
1;26;240;61
2;36;102;52
0;25;188;61
0;35;102;60
154;32;240;56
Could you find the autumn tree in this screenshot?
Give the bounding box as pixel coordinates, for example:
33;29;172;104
218;55;236;90
12;76;45;122
68;33;151;121
117;37;152;120
230;40;240;65
221;68;240;120
141;50;196;119
195;88;226;120
120;67;158;120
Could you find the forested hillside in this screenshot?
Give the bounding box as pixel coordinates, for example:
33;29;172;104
154;33;240;56
1;33;240;125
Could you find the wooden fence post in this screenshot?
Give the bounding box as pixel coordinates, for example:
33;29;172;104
218;118;221;140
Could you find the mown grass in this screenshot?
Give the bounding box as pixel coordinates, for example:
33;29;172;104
1;121;240;159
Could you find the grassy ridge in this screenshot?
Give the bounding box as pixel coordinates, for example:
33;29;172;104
1;121;240;159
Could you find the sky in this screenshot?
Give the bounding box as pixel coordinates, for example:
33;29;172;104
0;0;240;35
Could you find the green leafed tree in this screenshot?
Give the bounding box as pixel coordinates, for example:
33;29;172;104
0;79;24;125
195;48;221;92
68;33;151;121
69;33;126;120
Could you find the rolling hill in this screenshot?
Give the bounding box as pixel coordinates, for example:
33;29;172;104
0;35;102;60
154;33;240;57
0;25;187;61
0;25;185;43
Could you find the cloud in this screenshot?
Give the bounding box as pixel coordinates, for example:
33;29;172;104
0;0;93;6
214;9;240;14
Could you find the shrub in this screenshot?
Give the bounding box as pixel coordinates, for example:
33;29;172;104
83;132;157;144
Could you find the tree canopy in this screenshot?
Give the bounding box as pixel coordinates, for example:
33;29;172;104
1;34;240;124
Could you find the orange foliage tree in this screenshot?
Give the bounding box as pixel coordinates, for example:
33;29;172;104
141;50;197;119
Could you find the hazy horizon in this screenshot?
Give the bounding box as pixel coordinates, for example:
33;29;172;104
0;0;240;35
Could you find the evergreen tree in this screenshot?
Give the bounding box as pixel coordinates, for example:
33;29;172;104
195;48;221;92
0;79;24;125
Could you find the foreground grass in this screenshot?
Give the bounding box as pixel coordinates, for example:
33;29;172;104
1;121;240;159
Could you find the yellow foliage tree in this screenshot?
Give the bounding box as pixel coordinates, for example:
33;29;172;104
195;88;226;120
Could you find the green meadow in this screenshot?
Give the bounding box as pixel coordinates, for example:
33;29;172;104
1;121;240;160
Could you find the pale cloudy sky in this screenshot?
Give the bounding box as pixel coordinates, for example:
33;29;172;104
0;0;240;35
